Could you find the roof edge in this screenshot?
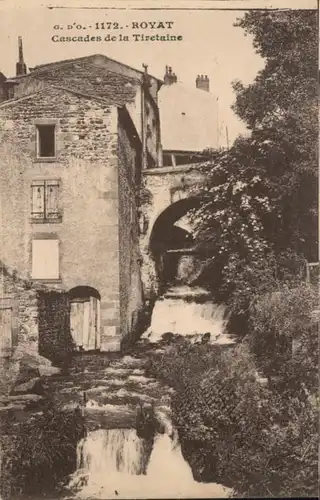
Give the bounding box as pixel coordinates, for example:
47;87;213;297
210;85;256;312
10;53;162;84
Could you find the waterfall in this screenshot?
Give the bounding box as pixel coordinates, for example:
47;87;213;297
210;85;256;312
67;286;235;499
143;285;235;345
69;425;233;499
77;429;146;475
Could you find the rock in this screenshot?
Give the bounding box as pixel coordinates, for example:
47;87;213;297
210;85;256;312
190;332;211;344
1;348;61;396
38;364;61;377
135;402;157;439
0;393;43;413
10;377;44;396
0;394;42;403
14;363;40;386
14;348;57;369
161;332;176;344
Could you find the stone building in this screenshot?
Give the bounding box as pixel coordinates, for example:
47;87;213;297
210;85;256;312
0;40;162;353
0;40;228;358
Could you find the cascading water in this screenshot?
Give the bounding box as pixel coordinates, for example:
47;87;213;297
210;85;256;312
77;429;146;475
69;423;232;499
67;286;235;499
143;285;235;345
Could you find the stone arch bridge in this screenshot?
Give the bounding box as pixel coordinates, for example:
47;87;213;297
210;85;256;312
139;163;210;300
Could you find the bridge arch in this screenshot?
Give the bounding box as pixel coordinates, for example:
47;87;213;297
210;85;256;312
140;163;210;299
149;196;202;290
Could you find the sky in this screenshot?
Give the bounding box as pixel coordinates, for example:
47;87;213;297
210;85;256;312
0;2;315;142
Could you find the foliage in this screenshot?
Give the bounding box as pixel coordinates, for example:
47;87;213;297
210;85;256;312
232;10;318;259
148;340;318;497
0;400;85;499
191;144;272;295
248;282;319;392
192;10;318;309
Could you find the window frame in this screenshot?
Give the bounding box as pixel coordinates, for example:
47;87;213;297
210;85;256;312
31;178;62;223
31;238;61;282
36;124;56;159
33;119;59;162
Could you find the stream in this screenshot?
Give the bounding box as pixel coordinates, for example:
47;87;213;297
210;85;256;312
33;287;235;498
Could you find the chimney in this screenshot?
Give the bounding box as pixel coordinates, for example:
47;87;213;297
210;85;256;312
142;63;152;88
16;36;27;76
163;66;177;85
196;74;210;92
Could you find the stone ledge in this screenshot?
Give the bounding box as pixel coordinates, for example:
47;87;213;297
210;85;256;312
100;339;121;352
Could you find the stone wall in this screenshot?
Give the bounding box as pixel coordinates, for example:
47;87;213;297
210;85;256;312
38;290;72;365
0;261;72;369
117;110;144;344
0;261;39;354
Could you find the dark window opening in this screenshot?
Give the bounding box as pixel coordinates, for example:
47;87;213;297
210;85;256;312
7;87;14;100
37;125;56;158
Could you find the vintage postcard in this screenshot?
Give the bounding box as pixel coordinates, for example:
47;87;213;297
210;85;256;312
0;0;318;499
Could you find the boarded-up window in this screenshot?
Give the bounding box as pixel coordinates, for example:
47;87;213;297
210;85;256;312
32;239;59;279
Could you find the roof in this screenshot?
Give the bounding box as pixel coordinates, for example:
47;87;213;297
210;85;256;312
10;59;140;107
158;82;221;152
12;54;161;83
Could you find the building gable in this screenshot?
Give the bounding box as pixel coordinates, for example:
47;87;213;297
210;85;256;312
0;85;118;164
11;59;140;107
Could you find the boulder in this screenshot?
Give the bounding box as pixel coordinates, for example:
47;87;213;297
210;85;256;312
38;364;61;377
12;347;52;367
1;348;61;396
10;377;44;396
14;363;40;386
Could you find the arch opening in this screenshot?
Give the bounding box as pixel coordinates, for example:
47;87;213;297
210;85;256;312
69;286;101;301
149;197;203;291
68;285;101;351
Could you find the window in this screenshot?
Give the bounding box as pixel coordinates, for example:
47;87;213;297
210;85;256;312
36;124;56;158
31;239;59;280
31;180;61;222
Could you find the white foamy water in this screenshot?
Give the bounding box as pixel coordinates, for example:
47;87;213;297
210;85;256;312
69;426;232;499
143;286;234;344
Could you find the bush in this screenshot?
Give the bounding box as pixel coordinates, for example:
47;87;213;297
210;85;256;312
148;340;318;497
248;282;318;393
0;400;85;499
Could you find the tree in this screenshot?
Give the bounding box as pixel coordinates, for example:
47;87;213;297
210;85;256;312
193;10;318;300
232;10;318;260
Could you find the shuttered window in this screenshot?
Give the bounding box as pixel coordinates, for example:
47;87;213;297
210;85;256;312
31;180;61;221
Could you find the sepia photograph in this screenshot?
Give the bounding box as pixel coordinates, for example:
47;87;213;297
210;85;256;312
0;1;318;499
